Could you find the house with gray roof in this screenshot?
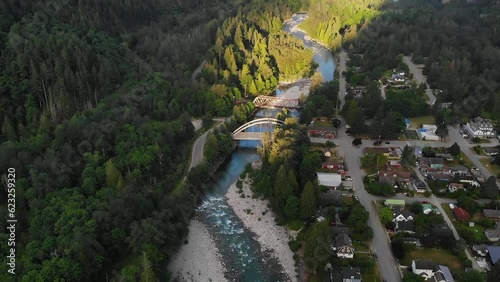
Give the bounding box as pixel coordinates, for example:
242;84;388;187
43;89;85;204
341;267;362;282
483;209;500;220
486;245;500;265
433;265;454;282
412;259;436;278
332;233;355;259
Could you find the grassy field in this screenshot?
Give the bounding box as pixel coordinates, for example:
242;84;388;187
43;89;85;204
409;116;436;128
401;249;463;271
480;158;500;176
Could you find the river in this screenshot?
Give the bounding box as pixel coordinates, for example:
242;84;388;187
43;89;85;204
173;14;335;282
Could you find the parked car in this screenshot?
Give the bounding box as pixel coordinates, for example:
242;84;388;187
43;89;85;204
373;253;378;261
373;140;382;146
385;141;390;144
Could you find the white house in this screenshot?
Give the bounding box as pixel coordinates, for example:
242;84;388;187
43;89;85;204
393;210;414;222
417;124;440;141
332;233;355;259
464;117;496;139
317;173;342;188
447;183;465;193
412;259;435;278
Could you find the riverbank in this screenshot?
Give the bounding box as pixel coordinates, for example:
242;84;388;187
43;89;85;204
168;219;228;282
226;163;298;282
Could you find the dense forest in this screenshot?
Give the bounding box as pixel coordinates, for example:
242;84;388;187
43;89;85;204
341;0;500;127
0;0;313;281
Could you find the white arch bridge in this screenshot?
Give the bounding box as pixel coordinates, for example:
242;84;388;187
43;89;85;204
232;118;285;140
253;96;300;109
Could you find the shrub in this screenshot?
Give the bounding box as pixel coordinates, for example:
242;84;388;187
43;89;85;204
288;240;302;252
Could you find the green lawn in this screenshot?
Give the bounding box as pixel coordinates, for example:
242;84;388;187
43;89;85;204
446;152;474;169
441;204;486;243
401;249;463;271
409;116;436;129
480;158;500;176
313;120;333;128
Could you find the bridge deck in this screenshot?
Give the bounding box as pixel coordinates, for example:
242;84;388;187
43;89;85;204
232;132;265;140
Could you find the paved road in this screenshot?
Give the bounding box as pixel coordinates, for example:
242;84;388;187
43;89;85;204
310;123;500;277
187;119;230;171
403;56;437;106
338;49;347;109
314;121;402;282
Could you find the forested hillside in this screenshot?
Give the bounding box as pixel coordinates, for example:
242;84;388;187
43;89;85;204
201;0;314;100
300;0;385;49
0;0;315;281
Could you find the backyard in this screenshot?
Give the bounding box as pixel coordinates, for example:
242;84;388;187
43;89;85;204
441;204;487;243
400;248;463;271
480;158;500;176
409;116;436;129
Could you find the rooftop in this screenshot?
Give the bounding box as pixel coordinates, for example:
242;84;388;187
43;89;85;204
486;245;500;264
483;209;500;219
453;207;471;221
413;259;435;270
317;173;342;187
341;267;361;280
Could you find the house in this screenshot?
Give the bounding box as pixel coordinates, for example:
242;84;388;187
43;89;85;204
483;209;500;220
482;147;499;156
422;203;441;215
317;173;342;188
487;245;500;265
472;245;489;257
411;179;428;193
322;160;344;170
389;160;401;167
485;228;500;242
436;153;454;162
431;173;451;182
431;224;454;239
453;207;471;221
395;220;415;233
378;169;411;186
393;210;415;222
341;267;362;282
418;124;440;141
464;117;496;139
447;183;465;193
429;158;445;169
448;165;469;176
412;259;436;278
384;199;405;208
433;265;454;282
332;233;355;259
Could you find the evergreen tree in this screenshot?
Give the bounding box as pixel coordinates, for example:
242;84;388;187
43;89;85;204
284;196;299;219
300;181;317;219
303;221;329;270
